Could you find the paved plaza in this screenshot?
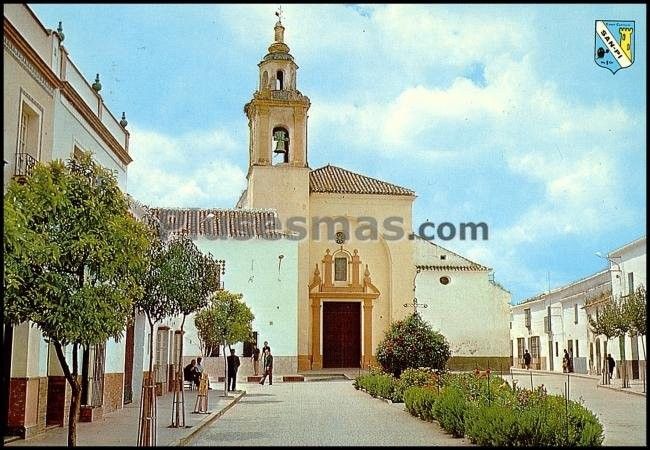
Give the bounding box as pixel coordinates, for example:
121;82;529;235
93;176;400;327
188;380;470;446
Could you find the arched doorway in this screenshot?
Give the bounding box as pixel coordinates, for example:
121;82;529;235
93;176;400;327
308;248;380;369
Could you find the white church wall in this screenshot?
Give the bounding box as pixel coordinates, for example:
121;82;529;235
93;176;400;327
181;237;299;364
416;270;511;360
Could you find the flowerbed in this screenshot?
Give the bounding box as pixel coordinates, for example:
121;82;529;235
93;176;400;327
357;370;604;446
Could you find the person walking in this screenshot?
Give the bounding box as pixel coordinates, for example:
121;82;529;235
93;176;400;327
523;349;532;370
251;343;261;376
227;349;241;391
562;349;569;373
259;348;273;385
607;353;616;381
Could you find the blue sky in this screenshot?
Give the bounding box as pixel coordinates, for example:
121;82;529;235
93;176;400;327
30;4;646;303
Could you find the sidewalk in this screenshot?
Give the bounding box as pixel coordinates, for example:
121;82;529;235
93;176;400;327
508;367;599;381
597;377;646;397
6;387;245;447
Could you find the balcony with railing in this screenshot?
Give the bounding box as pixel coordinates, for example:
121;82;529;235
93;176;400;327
13;152;38;182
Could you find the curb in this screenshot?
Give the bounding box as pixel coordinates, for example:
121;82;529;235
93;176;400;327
508;368;598;381
173;390;246;446
596;383;646;398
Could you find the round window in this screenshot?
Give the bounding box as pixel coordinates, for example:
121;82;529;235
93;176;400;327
335;231;346;244
440;276;450;285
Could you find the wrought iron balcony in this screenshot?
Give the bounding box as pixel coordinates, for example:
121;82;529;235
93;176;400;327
13;152;38;181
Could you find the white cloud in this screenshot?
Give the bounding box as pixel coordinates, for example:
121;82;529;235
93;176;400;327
126;125;246;207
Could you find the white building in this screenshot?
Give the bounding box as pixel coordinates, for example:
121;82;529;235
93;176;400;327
3;4;136;438
415;237;511;370
586;236;646;379
511;270;611;373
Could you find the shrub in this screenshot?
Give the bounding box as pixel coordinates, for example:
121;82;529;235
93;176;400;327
433;386;469;437
376;313;450;377
354;372;399;401
464;404;519;446
464;388;604;446
404;386;438;421
394;367;439;402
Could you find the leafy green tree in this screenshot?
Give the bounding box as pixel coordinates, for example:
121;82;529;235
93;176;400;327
376;312;451;377
589;295;633;386
166;236;222;426
132;225;178;445
623;286;647;357
3;153;151;446
194;291;254;395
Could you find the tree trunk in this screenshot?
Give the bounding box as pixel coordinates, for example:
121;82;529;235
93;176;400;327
53;341;82;447
223;342;228;396
619;335;627;388
171;315;186;427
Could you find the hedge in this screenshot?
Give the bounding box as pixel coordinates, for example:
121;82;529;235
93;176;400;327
356;371;604;446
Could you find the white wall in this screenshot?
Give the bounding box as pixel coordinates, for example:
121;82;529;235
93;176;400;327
181;237;299;358
52;95;127;189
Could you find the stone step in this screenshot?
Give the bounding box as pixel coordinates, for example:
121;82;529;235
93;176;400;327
282;375;305;382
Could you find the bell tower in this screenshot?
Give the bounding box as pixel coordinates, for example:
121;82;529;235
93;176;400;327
244;15;310;168
241;13;311;223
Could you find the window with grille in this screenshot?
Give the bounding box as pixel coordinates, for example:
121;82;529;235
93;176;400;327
574;303;579;324
334;257;347;281
530;336;540;359
18;111;29;154
517;337;525;359
524;308;531;329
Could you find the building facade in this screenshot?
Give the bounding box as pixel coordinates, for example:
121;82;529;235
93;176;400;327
511;270;611;374
3;4;135;438
148;18;511;380
585;236;646;379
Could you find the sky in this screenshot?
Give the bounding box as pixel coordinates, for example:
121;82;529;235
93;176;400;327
30;4;646;304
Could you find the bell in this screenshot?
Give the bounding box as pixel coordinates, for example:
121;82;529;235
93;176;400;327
273;139;286;154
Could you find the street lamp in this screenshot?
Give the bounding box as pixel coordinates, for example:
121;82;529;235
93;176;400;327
595;251;622;272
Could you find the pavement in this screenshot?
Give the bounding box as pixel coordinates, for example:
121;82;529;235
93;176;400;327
6;387;245;447
188;379;471;446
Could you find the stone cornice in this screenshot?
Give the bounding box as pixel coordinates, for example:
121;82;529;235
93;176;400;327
5;17;132;166
61;82;132;165
3;19;59;95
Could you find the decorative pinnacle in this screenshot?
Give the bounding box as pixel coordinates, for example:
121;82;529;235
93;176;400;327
57;21;65;42
120;112;128;128
91;73;102;92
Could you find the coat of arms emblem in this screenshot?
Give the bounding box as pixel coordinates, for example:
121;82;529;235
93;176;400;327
595;20;635;74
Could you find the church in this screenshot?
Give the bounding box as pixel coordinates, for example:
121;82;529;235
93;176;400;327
152;17;510;377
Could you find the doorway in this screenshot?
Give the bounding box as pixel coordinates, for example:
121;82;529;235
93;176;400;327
322;302;361;368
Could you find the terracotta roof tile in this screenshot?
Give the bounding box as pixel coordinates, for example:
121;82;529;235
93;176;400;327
310;165;415;196
416;264;489;272
149;208;282;239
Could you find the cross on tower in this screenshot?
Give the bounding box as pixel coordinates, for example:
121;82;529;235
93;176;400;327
404;297;428;314
275;5;283;23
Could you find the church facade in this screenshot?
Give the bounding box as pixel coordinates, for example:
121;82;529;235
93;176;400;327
154;18;511;377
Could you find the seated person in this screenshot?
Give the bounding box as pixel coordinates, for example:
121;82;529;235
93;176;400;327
184;359;197;386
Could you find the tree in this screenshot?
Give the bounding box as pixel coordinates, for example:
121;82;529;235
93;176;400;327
375;312;451;378
165;236;222;427
623;286;647;357
194;290;254;395
3;153;151;446
132;225;178;446
589;296;630;386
